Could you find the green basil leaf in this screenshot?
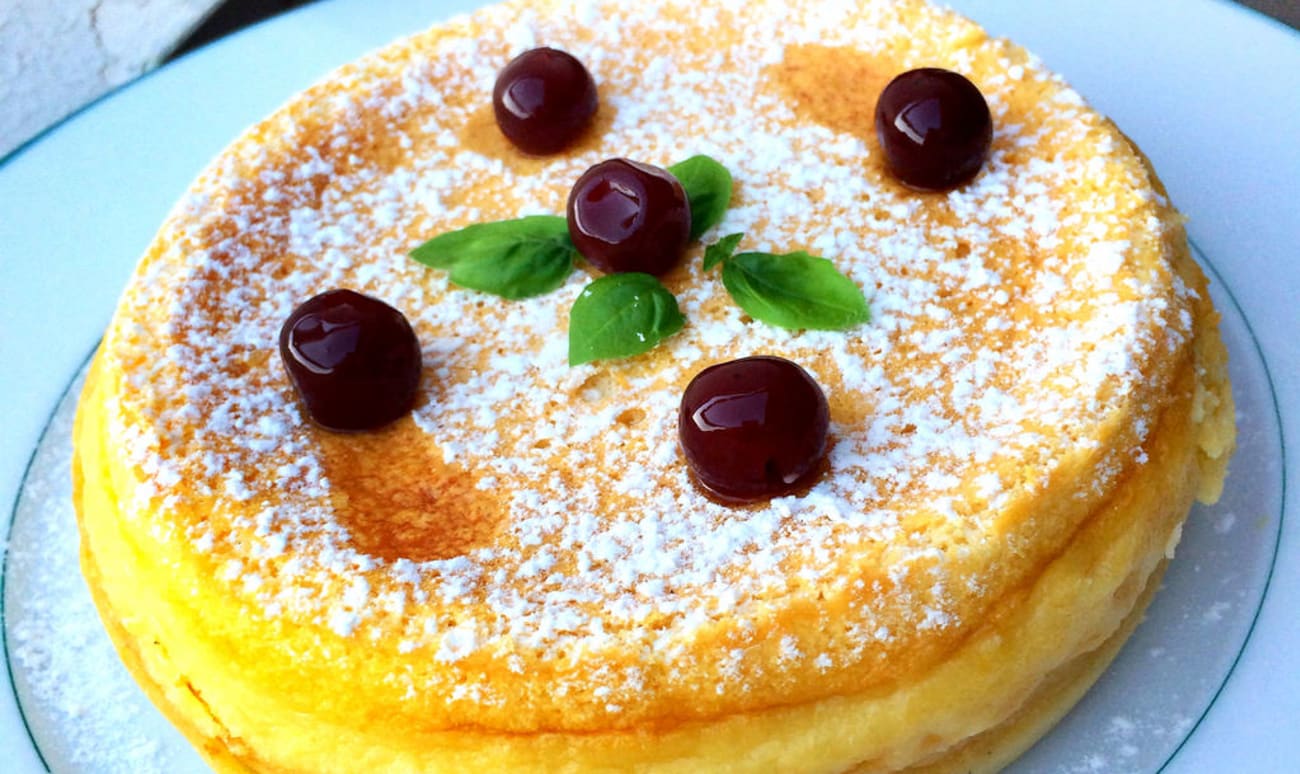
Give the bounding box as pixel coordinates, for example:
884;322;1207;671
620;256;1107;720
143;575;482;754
703;232;745;271
721;251;870;330
409;215;577;299
667;155;733;241
568;273;685;365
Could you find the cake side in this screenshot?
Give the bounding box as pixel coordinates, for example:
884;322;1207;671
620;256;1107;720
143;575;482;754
74;309;1225;770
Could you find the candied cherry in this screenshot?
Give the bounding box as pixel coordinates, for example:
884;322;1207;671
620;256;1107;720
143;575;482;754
874;68;992;191
566;158;691;276
678;356;830;502
279;289;422;432
493;47;598;155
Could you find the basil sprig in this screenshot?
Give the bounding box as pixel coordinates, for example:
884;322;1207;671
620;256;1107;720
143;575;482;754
409;154;730;301
409;155;868;365
568;273;685;365
667;155;733;241
704;233;869;330
702;232;745;271
409;215;577;299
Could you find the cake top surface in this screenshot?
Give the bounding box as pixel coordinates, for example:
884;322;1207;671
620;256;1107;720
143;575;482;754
95;0;1196;722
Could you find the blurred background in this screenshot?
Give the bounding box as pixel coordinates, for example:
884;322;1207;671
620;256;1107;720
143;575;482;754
2;0;1298;160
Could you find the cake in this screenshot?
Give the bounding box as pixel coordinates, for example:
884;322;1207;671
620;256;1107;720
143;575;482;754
71;0;1236;771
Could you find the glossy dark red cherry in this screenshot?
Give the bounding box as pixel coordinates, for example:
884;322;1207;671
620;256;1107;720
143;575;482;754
493;47;598;155
874;68;992;191
279;289;422;432
678;356;830;502
566;158;691;276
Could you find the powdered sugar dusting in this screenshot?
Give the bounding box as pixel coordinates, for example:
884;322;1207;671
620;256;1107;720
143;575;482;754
6;372;204;773
94;0;1196;716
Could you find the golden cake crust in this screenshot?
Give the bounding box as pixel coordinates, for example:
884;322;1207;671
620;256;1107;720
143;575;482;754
74;0;1235;769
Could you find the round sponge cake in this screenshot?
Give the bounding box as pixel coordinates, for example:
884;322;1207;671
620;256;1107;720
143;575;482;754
72;0;1235;771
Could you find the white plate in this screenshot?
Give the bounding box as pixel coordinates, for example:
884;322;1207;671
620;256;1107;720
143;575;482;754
1;0;1296;771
